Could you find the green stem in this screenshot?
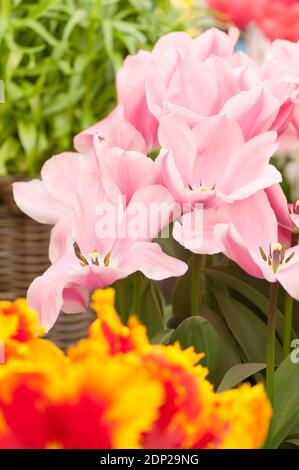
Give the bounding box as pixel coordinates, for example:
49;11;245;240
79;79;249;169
191;254;201;316
266;282;279;403
283;293;294;358
117;280;128;324
204;255;213;308
132;272;142;316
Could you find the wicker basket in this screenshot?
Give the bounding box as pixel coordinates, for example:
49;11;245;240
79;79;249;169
0;175;95;350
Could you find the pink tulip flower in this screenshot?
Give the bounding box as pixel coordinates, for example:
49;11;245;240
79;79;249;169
27;172;187;331
74;27;299;151
214;194;299;298
145;29;288;139
14;121;158;225
14;127;160;267
157;114;281;207
174;190;299;299
116;28;239;147
173;191;275;255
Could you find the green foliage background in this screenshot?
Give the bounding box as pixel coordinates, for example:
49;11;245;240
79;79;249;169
0;0;203;175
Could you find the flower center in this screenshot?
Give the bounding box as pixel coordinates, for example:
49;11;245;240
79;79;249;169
259;243;294;273
188;181;216;192
73;242;111;268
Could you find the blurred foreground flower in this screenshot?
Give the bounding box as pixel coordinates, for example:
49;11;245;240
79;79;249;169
0;299;40;343
0;299;45;359
0;291;272;449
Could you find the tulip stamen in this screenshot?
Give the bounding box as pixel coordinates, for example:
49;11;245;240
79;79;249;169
259;247;267;261
285;252;295;264
73;242;89;267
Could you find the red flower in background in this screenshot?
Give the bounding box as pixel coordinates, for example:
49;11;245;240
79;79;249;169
207;0;266;29
208;0;299;42
256;1;299;42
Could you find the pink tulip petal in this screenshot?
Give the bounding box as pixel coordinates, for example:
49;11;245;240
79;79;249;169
157;150;186;203
28;252;126;332
112;184;176;256
41;152;88;208
162;102;205;127
96;147;158;203
147;50;218;120
146;47;181;121
61;284;90;315
192;115;244;188
233;64;261;90
225;165;282;202
169;58;218;116
266;183;293;230
152;32;192;61
49;216;73;263
117;51;158;149
74;173;123;256
174;191;278;257
158;114;197;184
95;119;147;154
27;252;86;331
221;86;279;140
173;207;224;255
211;191;280;282
159;154;220;206
205;56;240;109
220;131;280;198
73;104;124;155
214;223;269;280
119;242;187;280
276;246;299;300
117;51;151;99
13;180;68;224
192;27;239;60
226;191;279;250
